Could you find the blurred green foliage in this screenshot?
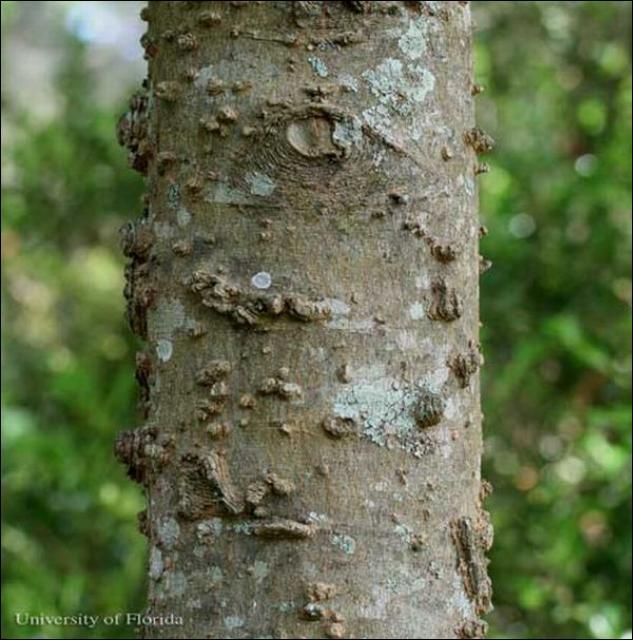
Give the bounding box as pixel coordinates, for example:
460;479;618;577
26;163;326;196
476;2;632;638
1;2;631;639
1;7;146;638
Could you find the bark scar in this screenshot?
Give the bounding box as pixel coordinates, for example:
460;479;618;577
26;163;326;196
187;270;334;327
178;450;244;519
252;518;316;539
450;516;493;616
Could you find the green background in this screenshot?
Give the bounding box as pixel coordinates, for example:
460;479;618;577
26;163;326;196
2;2;631;638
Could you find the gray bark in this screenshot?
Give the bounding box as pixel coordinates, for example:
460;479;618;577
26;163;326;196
116;2;492;638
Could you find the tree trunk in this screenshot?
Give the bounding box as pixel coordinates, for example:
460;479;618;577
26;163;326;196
116;2;492;638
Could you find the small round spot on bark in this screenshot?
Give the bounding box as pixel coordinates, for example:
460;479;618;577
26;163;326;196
251;271;272;290
409;302;425;320
156;339;173;362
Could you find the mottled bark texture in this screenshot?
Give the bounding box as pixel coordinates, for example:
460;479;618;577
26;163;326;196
116;2;493;638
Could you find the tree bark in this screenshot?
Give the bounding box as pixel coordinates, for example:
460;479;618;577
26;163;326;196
116;2;492;638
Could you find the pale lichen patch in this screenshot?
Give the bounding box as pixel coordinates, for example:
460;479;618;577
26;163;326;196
332;367;450;456
324;298;350;317
176;207;191;228
327;316;375;333
362;104;393;140
197;518;224;540
415;273;431;290
308;56;329;78
394;522;414;544
194;65;217;91
153;221;175;239
205;182;257;206
451;573;476;619
332;118;363;156
246;171;276;197
164;570;187;597
331;534;356;555
358;571;427;621
337;73;358;92
156;339;173;362
408;302;425;320
167;184;180;211
250;560;269;583
398;19;428;60
275;601;295;614
157;517;181;549
208;565;223;584
223;615;245;630
149;546;164;580
362;57;435;142
363;58;435;109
